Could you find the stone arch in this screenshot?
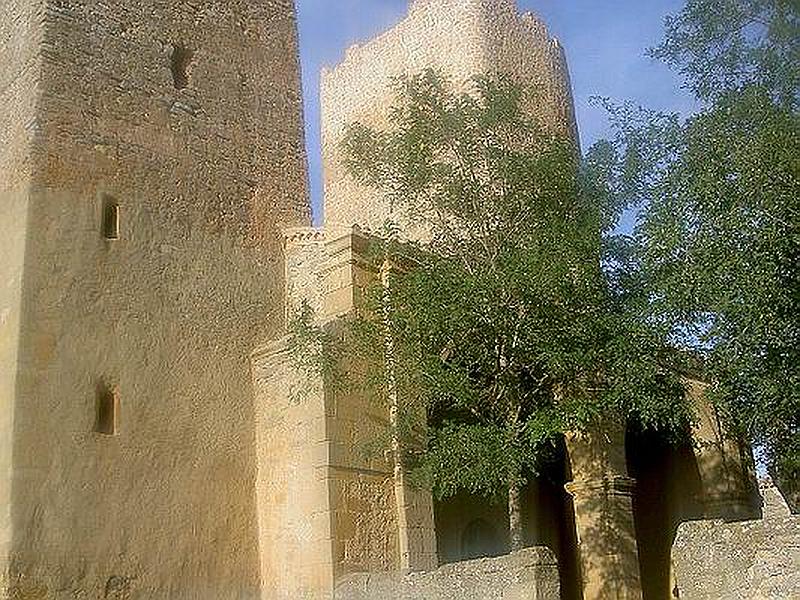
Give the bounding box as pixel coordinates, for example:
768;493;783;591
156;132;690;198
460;517;502;561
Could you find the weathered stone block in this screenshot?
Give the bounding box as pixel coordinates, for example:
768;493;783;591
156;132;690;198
334;548;560;600
672;481;800;599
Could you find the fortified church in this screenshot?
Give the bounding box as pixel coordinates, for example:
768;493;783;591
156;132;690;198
0;0;775;599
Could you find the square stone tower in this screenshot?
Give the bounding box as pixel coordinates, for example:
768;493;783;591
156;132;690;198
0;0;309;597
320;0;577;232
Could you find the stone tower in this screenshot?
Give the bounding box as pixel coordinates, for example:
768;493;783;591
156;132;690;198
320;0;577;232
0;0;309;597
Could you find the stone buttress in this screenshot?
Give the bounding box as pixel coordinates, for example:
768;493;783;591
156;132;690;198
252;227;438;600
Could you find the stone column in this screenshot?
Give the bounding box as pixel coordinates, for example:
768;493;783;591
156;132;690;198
565;424;643;600
394;470;438;572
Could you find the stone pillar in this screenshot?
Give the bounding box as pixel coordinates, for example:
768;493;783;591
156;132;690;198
394;470;438;572
322;227;372;320
565;424;643;600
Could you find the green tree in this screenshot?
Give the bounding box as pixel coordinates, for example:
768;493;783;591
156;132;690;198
601;0;799;506
293;71;690;550
651;0;799;108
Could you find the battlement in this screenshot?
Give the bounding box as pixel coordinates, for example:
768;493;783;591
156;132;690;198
409;0;517;14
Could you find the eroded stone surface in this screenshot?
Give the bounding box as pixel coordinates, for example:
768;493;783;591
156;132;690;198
320;0;577;235
673;480;800;599
1;0;309;597
334;548;560;600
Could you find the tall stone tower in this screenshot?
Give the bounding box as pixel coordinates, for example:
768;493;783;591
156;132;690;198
320;0;577;232
0;0;309;597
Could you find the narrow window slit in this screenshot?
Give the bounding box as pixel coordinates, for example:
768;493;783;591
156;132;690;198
102;196;119;240
96;383;119;436
170;44;194;90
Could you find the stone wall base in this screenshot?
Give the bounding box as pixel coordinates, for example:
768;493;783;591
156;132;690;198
334;548;560;600
672;481;800;599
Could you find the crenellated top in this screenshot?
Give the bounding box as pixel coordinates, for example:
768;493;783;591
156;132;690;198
320;0;578;235
410;0;517;13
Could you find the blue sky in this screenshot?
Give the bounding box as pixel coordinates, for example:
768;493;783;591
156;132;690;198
296;0;698;222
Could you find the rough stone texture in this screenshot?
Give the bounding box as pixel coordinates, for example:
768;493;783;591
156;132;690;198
334;548;560;600
672;480;800;599
320;0;576;235
0;0;42;587
2;0;309;598
555;378;760;600
253;228;440;598
315;231;439;582
252;337;333;600
284;227;330;321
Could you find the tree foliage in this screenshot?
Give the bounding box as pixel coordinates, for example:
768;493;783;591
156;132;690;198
292;71;692;546
602;0;799;501
650;0;799;107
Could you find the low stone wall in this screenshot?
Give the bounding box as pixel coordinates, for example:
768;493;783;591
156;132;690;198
672;480;800;599
334;548;560;600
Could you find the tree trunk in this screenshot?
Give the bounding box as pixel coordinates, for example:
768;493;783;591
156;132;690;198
508;478;525;552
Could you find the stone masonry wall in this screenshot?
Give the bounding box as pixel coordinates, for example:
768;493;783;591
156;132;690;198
255;228;436;598
334;547;561;600
479;0;577;143
0;0;43;584
320;0;576;234
672;480;800;599
252;338;334;600
5;0;309;598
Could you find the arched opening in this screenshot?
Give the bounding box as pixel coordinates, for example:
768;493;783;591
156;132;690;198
626;426;705;599
461;518;502;560
434;492;508;564
431;439;581;599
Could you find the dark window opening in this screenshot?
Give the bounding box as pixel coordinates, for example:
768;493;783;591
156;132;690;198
170;44;194;90
102;197;119;240
96;383;119;435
